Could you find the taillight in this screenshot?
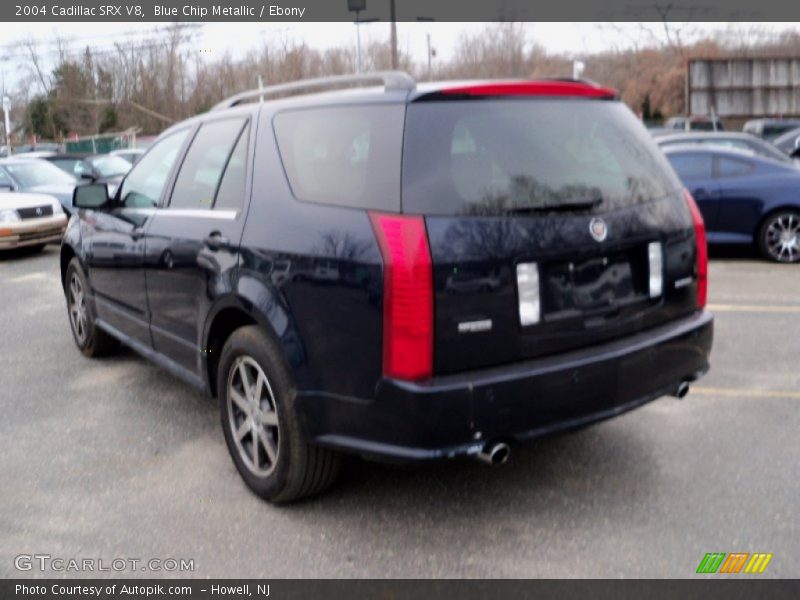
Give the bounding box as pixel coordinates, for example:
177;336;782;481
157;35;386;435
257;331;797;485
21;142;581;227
683;189;708;308
369;212;433;381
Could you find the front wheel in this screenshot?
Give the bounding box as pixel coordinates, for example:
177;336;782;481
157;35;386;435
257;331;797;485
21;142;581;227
65;258;118;357
758;211;800;263
218;326;341;503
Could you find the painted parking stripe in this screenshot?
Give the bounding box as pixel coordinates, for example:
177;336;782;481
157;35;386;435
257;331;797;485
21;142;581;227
708;303;800;313
692;387;800;400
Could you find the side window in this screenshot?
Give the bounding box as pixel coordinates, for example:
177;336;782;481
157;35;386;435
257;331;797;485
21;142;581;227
169;118;246;210
214;124;249;211
119;130;189;208
273;105;404;211
716;156;753;178
668;154;713;180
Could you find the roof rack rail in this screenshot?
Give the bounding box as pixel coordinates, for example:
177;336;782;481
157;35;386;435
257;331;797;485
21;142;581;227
211;71;416;111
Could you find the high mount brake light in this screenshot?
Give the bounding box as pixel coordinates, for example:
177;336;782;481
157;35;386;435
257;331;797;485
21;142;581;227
369;213;434;381
683;189;708;308
439;81;618;99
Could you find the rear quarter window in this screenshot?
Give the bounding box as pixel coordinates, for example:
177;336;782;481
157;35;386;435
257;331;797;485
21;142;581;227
716;156;753;177
273;105;404;211
667;153;713;180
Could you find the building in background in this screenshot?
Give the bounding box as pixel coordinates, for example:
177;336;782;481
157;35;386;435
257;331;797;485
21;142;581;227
687;57;800;129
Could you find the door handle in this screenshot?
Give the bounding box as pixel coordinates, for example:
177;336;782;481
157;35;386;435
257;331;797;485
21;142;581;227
204;231;229;250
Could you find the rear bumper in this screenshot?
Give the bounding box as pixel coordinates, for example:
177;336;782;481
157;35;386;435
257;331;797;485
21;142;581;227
297;310;713;461
0;215;67;249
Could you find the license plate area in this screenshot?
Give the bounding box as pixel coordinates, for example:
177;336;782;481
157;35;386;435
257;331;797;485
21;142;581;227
541;247;648;317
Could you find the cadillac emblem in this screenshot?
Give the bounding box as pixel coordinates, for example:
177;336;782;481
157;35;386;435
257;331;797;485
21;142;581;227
589;217;608;242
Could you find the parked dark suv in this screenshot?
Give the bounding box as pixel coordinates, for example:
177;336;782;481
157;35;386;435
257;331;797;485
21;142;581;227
61;72;713;502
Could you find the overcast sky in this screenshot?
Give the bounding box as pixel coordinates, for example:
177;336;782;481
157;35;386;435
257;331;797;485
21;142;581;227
2;21;798;90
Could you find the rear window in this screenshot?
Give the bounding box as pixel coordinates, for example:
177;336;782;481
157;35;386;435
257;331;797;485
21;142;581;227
273;105;404;211
402;100;679;216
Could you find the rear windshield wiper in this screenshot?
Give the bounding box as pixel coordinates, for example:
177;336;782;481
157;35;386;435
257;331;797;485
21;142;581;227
505;197;603;215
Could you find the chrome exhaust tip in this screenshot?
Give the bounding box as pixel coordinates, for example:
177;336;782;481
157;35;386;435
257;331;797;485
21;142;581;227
476;441;510;466
672;381;690;399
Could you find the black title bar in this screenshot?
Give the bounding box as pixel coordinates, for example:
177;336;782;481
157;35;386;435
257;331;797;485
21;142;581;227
3;580;800;600
5;0;800;22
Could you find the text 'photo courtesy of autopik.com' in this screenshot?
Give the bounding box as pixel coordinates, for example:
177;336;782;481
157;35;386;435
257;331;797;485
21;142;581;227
0;0;799;597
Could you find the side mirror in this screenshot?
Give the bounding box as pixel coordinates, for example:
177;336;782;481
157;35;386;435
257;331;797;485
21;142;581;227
73;183;109;209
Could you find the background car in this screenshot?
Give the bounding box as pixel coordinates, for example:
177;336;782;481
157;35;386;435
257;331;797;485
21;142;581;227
44;153;132;197
664;116;724;132
0;157;81;215
655;131;793;164
1;142;62;156
771;126;800;157
0;191;67;252
110;148;147;164
664;144;800;262
742;118;800;140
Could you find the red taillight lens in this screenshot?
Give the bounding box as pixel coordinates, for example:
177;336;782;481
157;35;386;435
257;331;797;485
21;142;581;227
369;212;433;381
683;189;708;308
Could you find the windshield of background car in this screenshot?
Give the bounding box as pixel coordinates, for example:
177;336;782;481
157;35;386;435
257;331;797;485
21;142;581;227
401;99;680;216
4;160;77;187
88;155;132;178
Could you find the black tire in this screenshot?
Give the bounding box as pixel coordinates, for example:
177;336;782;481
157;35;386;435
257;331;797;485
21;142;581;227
218;325;341;503
65;257;119;357
757;210;800;263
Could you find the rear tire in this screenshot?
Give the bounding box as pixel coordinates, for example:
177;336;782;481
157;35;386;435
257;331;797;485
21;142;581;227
758;210;800;263
65;258;119;357
218;325;341;503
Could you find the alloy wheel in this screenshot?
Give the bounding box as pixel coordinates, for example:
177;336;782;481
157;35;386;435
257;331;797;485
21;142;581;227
226;355;281;477
765;213;800;262
68;273;88;345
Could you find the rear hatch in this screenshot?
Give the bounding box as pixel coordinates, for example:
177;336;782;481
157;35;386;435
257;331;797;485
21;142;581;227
402;92;701;374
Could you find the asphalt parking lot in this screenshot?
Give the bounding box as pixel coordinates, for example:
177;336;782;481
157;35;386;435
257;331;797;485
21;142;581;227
1;245;798;578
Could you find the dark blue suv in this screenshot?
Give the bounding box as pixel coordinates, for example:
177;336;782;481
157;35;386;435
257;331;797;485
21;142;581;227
62;72;713;502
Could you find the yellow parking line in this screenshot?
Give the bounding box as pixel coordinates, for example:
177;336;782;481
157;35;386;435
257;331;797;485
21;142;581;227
692;387;800;400
707;303;800;313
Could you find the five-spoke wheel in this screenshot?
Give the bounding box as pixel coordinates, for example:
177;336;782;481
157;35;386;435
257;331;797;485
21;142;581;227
64;258;117;357
226;355;281;477
67;272;88;346
218;326;341;502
